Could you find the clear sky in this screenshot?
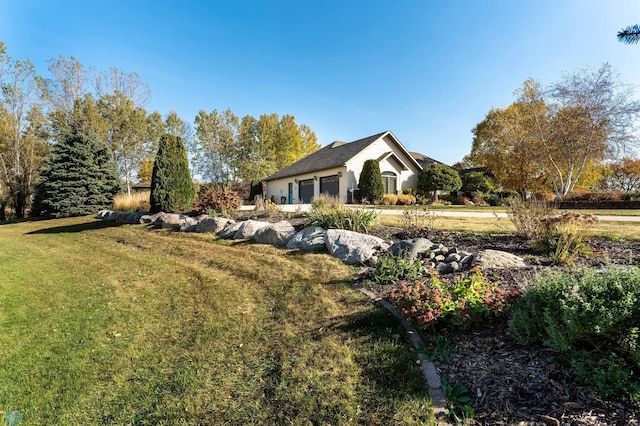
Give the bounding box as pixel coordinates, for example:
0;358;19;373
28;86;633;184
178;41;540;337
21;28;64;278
3;0;640;165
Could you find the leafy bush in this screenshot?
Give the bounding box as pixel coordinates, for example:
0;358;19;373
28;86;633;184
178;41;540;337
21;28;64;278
192;185;241;216
307;196;378;232
389;271;517;330
417;163;462;202
371;252;425;285
508;267;640;406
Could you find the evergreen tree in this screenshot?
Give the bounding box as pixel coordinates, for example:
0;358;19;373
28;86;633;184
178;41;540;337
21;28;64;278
358;159;384;203
31;123;121;218
150;134;195;213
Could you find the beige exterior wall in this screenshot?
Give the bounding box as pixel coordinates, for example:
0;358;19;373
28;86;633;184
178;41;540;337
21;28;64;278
266;166;347;204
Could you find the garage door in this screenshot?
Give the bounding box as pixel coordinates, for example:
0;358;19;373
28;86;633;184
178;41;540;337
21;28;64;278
298;179;314;203
320;175;340;198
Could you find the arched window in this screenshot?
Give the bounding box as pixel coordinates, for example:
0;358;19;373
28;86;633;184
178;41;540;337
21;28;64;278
381;171;397;194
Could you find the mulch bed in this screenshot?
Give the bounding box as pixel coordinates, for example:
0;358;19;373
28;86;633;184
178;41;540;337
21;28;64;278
364;227;640;425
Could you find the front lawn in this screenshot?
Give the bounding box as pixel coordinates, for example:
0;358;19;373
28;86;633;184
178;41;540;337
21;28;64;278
0;216;434;425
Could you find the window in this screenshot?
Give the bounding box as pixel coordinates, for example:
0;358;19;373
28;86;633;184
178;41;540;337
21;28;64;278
381;171;397;194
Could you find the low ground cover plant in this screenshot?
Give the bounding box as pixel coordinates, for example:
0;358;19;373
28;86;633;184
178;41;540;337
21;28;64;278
307;194;378;232
509;266;640;407
389;271;518;330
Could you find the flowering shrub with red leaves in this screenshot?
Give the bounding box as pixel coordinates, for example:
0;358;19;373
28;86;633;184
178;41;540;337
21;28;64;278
389;271;520;330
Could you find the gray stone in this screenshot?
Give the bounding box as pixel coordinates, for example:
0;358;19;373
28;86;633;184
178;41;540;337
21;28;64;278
388;238;434;260
286;227;327;251
96;210;114;220
218;222;243;238
445;253;461;263
325;229;390;265
195;217;235;234
449;261;460;272
254;221;296;247
461;254;474;265
233;220;270;240
473;249;526;269
435;262;454;274
116;212;145;224
434;254;446;263
153;212;189;229
140;212;164;224
179;216;201;232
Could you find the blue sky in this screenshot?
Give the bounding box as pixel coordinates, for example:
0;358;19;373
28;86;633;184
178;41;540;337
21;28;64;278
3;1;640;165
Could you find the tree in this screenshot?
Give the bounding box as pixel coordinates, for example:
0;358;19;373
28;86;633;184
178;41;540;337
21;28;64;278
97;91;149;194
471;65;640;197
31;122;120;218
191;108;239;184
150;134;195;213
618;25;640;45
461;171;494;194
601;157;640;191
40;55;90;130
358;159;383;202
0;44;50;218
417;163;462;201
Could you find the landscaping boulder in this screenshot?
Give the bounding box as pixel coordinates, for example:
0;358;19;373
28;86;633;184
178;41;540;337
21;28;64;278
218;222;243;238
139;212;164;224
180;215;207;232
388;238;434;260
195;217;235;234
472;249;526;269
156;213;189;230
115;211;145;224
286;227;327;251
96;210;114;220
233;220;270;240
325;229;390;265
254;221;296;247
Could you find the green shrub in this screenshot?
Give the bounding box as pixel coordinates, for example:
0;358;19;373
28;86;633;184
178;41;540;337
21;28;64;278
508;267;640;406
359;159;384;203
371;252;424;285
307;197;378;232
389;271;517;330
150;134;196;213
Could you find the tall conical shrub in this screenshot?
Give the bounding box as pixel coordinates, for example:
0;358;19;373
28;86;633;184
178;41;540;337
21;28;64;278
150;134;195;213
358;159;384;203
31;124;121;218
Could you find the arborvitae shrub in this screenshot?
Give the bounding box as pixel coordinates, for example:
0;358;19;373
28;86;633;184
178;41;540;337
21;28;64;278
150;134;196;213
31;125;121;218
359;159;383;203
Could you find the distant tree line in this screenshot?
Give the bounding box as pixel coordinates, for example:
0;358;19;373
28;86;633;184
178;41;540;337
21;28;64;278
0;41;319;218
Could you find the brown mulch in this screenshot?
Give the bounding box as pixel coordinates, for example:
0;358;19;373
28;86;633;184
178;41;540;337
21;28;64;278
363;227;640;425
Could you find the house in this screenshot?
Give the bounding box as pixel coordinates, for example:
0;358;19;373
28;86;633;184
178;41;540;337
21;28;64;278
264;130;434;204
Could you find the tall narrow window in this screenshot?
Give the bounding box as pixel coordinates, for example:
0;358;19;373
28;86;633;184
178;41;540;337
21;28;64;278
381;171;397;194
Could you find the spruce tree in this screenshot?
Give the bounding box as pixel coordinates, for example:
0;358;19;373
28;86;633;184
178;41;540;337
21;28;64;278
150;134;195;213
358;159;384;203
31;123;121;218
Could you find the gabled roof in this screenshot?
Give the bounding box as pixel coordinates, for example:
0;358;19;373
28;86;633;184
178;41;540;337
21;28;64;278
264;131;390;181
410;152;441;169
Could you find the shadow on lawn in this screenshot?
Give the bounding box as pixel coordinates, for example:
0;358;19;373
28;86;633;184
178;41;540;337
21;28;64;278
25;220;123;234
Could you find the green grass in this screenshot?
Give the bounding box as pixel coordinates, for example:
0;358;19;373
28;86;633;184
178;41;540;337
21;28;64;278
0;216;434;425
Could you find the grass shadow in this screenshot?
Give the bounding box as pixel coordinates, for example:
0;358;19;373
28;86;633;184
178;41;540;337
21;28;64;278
25;220;122;234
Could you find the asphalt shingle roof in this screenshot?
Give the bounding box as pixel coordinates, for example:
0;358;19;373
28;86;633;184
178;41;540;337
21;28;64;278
264;131;389;181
